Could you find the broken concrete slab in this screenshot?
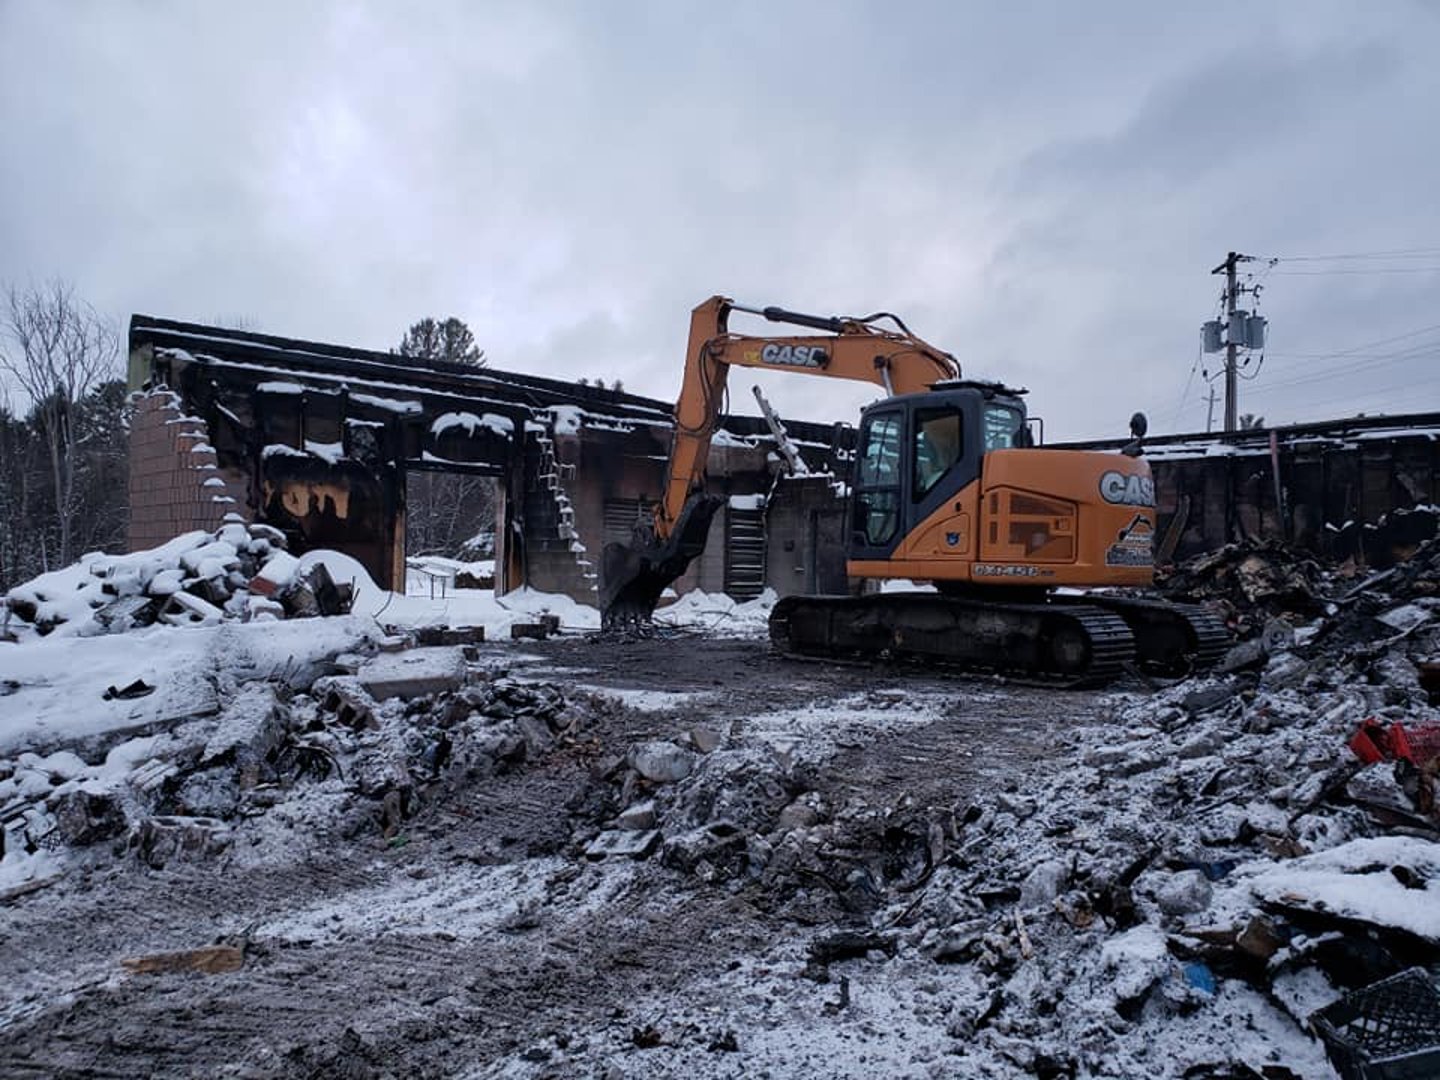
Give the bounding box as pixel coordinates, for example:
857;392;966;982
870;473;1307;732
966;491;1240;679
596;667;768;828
314;676;380;729
1247;835;1440;943
1155;870;1213;917
134;815;233;869
688;725;722;754
357;647;467;702
94;595;158;632
159;591;224;627
616;800;658;831
629;741;695;784
52;788;128;846
199;682;287;783
584;829;661;860
1018;859;1070;908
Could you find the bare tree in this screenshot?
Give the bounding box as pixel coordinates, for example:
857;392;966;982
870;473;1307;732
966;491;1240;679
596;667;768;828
0;281;120;568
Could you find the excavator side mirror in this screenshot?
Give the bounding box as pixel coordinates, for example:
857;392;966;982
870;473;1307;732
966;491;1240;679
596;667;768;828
1122;412;1147;458
1024;417;1043;446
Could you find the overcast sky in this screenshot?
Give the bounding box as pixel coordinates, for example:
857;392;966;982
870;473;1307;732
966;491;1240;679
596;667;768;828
3;1;1439;439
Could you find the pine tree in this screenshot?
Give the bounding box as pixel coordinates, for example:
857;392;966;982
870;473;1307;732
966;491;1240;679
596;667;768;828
395;317;484;367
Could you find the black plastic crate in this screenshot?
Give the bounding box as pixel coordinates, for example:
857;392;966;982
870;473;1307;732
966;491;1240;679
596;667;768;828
1310;968;1440;1080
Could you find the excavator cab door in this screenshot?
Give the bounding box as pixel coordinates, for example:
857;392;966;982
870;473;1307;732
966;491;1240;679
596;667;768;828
847;389;991;563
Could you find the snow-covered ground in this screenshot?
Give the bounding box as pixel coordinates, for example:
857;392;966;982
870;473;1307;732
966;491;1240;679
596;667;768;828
5;532;1440;1078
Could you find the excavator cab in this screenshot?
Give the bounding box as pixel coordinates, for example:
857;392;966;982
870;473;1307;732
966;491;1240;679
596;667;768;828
848;382;1027;566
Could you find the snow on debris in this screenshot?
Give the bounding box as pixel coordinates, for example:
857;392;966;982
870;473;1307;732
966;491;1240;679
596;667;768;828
654;588;776;636
1244;835;1440;942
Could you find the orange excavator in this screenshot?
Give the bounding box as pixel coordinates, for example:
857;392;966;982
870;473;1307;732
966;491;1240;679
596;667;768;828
600;296;1226;682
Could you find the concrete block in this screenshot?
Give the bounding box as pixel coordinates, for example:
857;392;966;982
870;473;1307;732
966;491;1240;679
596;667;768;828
585;829;661;860
357;647;467;701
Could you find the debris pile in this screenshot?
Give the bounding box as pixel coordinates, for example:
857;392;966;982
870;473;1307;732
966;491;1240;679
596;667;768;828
0;647;586;891
1;518;354;639
1156;540;1329;636
565;541;1440;1075
8;529;1440;1074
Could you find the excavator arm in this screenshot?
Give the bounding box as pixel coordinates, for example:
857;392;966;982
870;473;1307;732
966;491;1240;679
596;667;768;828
601;295;959;626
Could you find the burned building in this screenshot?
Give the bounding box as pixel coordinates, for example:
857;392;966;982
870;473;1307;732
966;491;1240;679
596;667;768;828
126;316;1440;606
125;316;854;603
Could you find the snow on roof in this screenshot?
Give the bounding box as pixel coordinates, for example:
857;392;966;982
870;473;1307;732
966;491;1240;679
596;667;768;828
712;429;762;448
431;411;515;438
349;392;422;415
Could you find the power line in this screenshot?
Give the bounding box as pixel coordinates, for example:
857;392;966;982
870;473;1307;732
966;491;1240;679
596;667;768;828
1245;364;1440;408
1260;338;1440;380
1275;370;1440;415
1268;266;1440;276
1169;339;1202;430
1241;346;1440;397
1261;246;1440;261
1249;321;1440;367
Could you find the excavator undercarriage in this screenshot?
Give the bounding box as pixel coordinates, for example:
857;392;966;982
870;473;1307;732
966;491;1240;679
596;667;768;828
768;591;1228;684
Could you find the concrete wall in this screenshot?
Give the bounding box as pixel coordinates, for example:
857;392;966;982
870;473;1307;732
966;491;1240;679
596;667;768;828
764;477;849;597
127;390;246;550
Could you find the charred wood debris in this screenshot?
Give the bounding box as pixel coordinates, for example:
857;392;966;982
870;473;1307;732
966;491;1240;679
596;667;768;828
3;511;1440;1075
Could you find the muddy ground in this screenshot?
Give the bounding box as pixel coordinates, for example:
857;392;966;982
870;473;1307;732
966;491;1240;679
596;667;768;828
0;633;1095;1079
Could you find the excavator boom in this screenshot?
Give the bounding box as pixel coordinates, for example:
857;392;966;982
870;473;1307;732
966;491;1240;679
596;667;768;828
601;295;958;625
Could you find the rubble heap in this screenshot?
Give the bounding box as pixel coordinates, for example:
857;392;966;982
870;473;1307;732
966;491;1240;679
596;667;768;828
7;530;1440;1075
1156;541;1330;637
1;518;353;639
568;544;1440;1075
0;646;585;882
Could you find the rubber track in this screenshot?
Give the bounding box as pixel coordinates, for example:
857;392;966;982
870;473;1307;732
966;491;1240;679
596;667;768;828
769;594;1136;684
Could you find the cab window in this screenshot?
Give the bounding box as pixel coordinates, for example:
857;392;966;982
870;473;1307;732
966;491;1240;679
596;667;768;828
913;406;964;500
983;403;1024;450
853;412;902;546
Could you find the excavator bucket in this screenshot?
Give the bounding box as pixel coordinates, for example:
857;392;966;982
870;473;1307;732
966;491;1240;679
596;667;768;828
600;494;723;629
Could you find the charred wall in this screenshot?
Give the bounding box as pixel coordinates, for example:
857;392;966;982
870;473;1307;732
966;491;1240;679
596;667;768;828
1143;429;1440;562
126;317;854;605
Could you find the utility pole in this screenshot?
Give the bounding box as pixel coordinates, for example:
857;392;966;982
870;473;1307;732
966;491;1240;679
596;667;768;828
1210;251;1254;433
1205;385;1218;433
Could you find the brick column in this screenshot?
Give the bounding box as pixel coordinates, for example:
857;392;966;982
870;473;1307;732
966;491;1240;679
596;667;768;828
127;390;248;551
